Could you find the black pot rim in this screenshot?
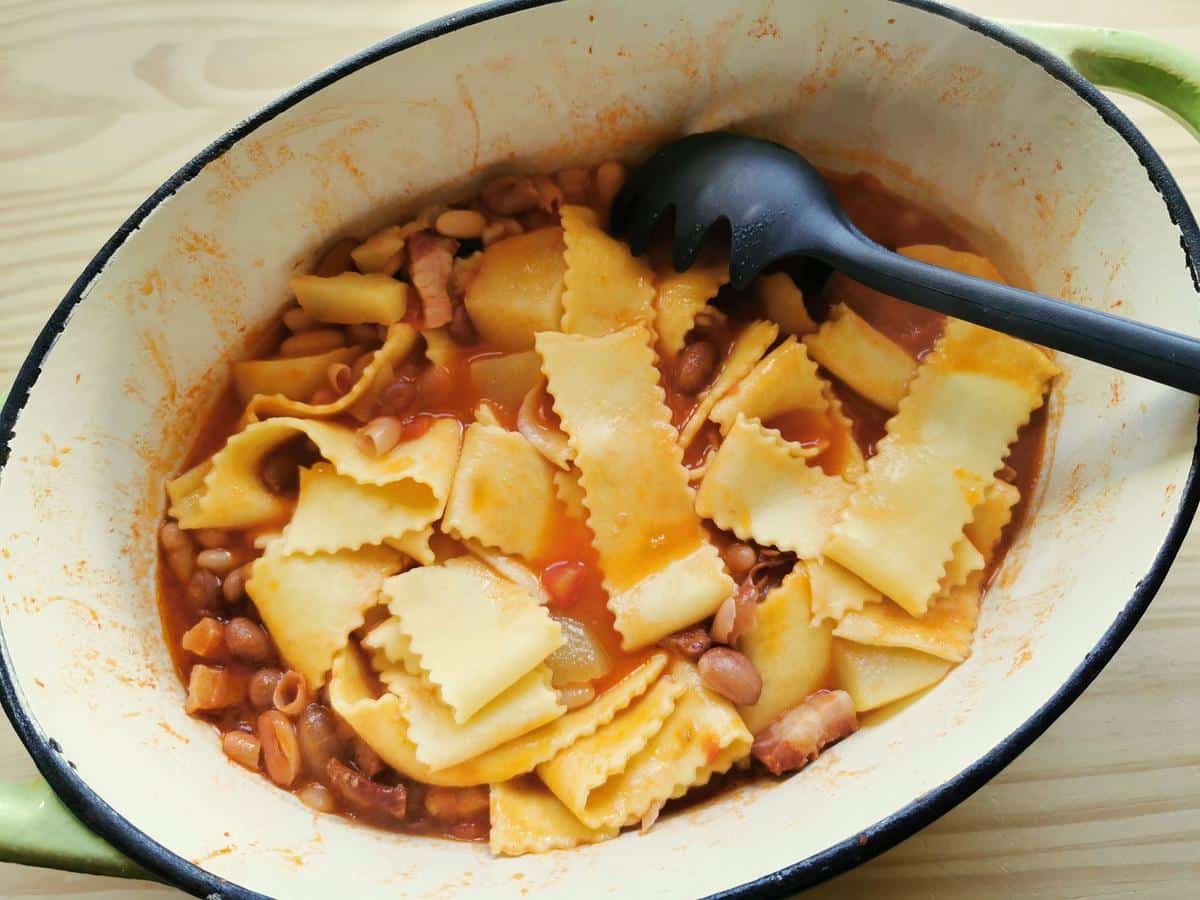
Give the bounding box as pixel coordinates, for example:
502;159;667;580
0;1;1196;898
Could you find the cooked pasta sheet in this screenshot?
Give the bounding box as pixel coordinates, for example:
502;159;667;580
804;304;917;413
329;650;665;790
240;324;419;424
489;779;617;855
832;640;953;712
380;663;563;771
755;272;816;336
540;662;751;831
695;416;853;557
280;463;449;556
553;467;588;521
375;557;563;723
462;540;550;605
833;478;1022;661
384;526;436;566
833;589;980;662
247;541;405;689
443;422;559;560
438;654;667;786
938;533;986;594
233;346;358;404
349;222;420;274
537;670;686;826
899;243;1008;282
737;568;833;733
678;320;778;449
329;646;493;787
537;326;734;649
825;318;1058;615
561;205;656;336
807;557;882;623
465;227;566;351
653;255;728;357
709;338;826;432
709;336;864;479
166;416;462;529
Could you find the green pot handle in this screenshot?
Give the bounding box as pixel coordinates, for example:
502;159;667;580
1;16;1199;886
1006;21;1200;138
0;779;151;879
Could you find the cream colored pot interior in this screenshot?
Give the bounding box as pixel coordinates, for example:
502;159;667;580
0;0;1196;896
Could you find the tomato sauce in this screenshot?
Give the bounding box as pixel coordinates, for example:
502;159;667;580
157;170;1049;841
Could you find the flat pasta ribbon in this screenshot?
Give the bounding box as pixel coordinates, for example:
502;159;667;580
824;318;1057;616
553;467;588;521
833;479;1021;662
695;416;853;558
330;649;667;787
709;336;864;480
653;255;728;358
375;557;563;723
539;662;752;831
489;779;617;856
246;541;405;689
240;323;419;424
677;319;778;449
804;303;917;413
166;415;461;530
560;205;656;337
807;557;882;624
379;663;563;771
536;670;686;826
537;326;734;649
280;463;449;556
442;422;560;560
232;346;358;404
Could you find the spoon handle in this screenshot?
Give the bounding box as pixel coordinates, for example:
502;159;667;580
820;228;1200;394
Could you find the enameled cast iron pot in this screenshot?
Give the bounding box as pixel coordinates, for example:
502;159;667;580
2;2;1200;897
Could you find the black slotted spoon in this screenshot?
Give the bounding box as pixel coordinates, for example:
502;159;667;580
610;131;1200;394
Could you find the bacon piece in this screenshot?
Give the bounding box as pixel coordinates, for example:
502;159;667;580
326;758;407;819
407;230;458;328
752;689;858;776
658;626;712;661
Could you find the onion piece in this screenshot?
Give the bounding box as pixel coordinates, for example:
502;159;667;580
518;381;572;470
545;615;611;687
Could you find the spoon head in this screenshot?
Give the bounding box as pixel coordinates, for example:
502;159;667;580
610;131;846;289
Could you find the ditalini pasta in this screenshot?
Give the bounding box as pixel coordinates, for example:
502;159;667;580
156;162;1057;854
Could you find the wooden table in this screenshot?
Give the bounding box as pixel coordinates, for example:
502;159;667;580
1;1;1197;897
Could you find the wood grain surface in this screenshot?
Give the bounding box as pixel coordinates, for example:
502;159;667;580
1;1;1197;897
